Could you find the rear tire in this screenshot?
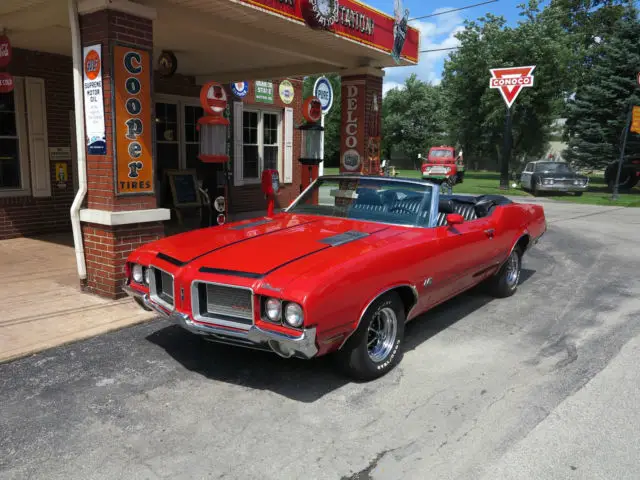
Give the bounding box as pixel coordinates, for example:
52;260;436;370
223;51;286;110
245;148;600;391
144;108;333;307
336;292;406;381
487;246;522;298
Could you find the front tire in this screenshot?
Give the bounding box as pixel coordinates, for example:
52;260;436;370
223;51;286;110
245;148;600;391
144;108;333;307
336;292;406;381
487;246;522;298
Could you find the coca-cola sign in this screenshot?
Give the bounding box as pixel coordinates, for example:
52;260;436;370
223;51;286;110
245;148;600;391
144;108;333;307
0;35;11;69
0;72;15;93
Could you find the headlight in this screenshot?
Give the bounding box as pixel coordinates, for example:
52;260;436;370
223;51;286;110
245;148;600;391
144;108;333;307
444;167;451;173
144;268;151;285
284;303;304;328
132;264;144;283
265;298;281;322
543;178;553;185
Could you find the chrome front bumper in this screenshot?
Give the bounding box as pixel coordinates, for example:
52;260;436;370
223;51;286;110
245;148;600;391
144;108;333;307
123;285;319;359
537;183;588;192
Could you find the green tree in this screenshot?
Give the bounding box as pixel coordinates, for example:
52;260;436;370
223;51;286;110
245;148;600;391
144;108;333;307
381;74;448;169
440;1;573;172
545;0;629;93
303;74;341;167
563;4;640;168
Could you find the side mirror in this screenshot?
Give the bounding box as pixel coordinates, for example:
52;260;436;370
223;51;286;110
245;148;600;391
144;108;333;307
446;213;464;226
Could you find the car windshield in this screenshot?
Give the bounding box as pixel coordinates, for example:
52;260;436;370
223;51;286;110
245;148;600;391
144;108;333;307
286;176;435;228
429;149;453;158
534;162;572;173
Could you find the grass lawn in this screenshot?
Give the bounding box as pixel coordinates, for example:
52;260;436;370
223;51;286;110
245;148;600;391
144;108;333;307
322;168;640;207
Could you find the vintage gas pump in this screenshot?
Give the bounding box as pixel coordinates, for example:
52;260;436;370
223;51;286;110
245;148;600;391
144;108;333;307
261;169;280;217
297;96;324;192
197;81;230;226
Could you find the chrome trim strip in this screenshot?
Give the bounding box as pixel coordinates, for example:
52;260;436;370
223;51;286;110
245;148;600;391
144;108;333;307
123;285;318;359
148;265;176;312
191;280;255;332
337;283;420;350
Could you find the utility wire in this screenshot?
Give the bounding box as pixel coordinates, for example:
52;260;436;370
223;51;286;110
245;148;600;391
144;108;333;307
409;0;499;22
420;46;460;53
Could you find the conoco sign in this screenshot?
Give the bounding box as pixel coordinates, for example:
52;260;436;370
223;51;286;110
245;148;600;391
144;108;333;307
0;35;11;69
0;72;14;93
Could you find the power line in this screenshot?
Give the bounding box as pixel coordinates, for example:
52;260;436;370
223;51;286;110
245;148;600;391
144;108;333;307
420;46;460;53
409;0;499;22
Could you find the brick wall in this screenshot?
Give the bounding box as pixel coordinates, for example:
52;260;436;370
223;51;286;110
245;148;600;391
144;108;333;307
79;9;157;212
82;222;164;298
0;49;75;240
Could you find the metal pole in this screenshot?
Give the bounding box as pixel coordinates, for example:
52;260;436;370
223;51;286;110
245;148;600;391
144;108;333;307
611;105;633;201
500;105;512;189
318;113;325;177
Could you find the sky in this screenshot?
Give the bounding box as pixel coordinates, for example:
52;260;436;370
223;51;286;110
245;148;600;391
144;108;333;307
365;0;530;95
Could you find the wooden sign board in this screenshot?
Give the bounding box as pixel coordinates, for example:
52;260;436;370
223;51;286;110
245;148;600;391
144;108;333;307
166;169;201;208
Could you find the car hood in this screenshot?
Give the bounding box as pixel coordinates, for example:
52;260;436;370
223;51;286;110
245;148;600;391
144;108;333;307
144;213;394;277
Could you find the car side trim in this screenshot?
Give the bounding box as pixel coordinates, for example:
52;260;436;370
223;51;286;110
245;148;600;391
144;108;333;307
337;283;419;351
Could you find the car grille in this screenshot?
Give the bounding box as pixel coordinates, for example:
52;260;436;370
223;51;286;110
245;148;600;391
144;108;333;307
150;267;174;309
193;282;254;329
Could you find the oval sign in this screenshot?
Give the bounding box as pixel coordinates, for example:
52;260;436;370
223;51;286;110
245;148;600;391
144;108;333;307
313;76;333;114
0;35;12;69
279;80;295;105
302;96;322;123
0;72;15;94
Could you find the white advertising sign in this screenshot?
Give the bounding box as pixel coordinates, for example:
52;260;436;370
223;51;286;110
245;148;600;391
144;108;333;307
82;44;106;155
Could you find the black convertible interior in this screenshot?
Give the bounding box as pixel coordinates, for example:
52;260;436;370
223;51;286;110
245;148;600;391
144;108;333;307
348;188;512;227
435;194;512;226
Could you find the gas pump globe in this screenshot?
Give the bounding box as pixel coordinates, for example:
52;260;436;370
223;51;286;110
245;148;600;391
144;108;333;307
197;81;229;163
298;96;324;190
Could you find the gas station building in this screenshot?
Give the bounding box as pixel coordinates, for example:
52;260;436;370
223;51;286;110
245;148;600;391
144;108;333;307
0;0;420;298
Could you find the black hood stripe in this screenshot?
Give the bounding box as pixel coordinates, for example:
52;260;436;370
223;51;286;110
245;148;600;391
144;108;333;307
198;245;332;279
155;219;320;266
196;226;390;279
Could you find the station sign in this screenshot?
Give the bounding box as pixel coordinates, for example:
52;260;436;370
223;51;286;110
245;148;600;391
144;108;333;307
489;65;536;108
113;44;154;194
83;44;106;155
234;0;419;64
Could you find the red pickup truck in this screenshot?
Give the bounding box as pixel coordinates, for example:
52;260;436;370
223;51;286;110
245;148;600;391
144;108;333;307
420;146;465;185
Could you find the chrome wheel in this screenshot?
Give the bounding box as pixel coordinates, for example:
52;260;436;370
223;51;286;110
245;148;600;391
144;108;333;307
505;250;521;288
367;307;398;363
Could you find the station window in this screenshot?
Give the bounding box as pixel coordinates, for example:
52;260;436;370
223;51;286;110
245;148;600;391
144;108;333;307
0;91;21;189
0;77;48;198
241;109;281;183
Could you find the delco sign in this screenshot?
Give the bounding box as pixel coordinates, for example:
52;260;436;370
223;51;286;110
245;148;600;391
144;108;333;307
489;65;536;108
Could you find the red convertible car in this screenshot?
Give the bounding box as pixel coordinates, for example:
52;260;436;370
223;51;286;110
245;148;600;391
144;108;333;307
124;175;546;380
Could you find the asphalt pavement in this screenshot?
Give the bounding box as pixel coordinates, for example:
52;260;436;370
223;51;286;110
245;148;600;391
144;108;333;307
1;198;640;480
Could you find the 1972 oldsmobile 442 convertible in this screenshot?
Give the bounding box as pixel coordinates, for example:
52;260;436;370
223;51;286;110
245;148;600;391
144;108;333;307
124;175;546;381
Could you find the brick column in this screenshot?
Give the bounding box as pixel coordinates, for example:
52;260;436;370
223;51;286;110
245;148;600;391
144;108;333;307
77;2;169;299
339;68;384;175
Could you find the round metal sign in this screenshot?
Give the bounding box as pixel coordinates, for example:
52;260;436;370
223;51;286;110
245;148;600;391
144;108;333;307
231;81;248;98
302;96;322;123
200;81;228;116
0;72;14;94
313;76;333;114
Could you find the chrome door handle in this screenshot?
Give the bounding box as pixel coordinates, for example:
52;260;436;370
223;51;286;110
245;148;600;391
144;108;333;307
484;228;495;238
